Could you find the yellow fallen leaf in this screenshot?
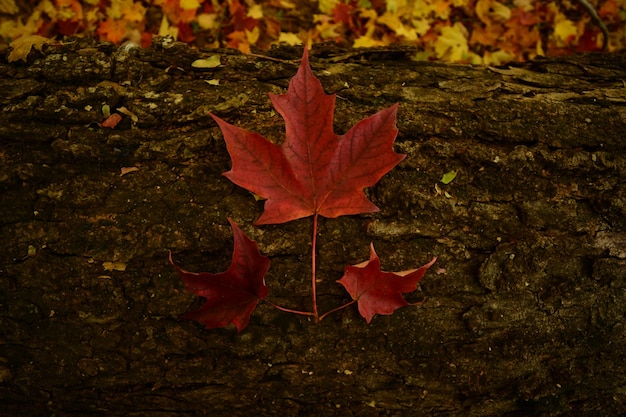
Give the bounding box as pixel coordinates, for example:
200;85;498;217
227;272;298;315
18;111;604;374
476;0;511;26
247;4;263;19
158;15;178;39
319;0;339;14
246;26;260;45
514;0;534;12
181;0;200;10
412;18;432;37
483;50;515;66
536;39;545;57
412;0;437;19
353;35;385;48
378;12;418;41
490;1;511;21
197;13;218;29
378;12;403;32
435;23;469;62
191;54;221;69
0;0;18;14
277;32;302;45
353;10;386;49
8;35;53;63
554;16;578;44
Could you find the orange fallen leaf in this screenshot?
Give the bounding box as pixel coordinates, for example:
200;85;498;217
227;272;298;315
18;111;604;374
120;167;140;176
97;18;127;44
102;113;123;128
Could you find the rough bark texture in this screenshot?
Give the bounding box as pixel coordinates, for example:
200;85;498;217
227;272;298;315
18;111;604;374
1;37;626;416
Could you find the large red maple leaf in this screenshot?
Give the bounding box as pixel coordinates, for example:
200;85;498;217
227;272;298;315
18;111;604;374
169;219;270;332
210;48;405;225
337;244;437;323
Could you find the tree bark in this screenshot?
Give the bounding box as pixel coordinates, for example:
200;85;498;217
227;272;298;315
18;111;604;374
1;37;625;416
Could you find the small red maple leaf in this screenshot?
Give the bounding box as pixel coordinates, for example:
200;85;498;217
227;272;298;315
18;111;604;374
337;244;437;324
211;48;405;225
169;219;270;333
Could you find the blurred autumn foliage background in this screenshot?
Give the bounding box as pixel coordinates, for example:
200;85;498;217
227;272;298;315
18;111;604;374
1;0;625;64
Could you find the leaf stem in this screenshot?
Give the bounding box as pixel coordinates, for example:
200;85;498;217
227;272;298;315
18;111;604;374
264;300;314;317
311;213;319;322
318;299;356;322
265;213;350;323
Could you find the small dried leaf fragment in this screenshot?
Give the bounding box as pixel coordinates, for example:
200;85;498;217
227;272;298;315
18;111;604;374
117;106;139;122
103;261;127;271
8;35;53;63
120;167;140;176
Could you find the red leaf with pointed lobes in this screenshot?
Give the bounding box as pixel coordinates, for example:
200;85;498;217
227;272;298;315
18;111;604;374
210;48;405;225
169;219;270;333
337;244;437;324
